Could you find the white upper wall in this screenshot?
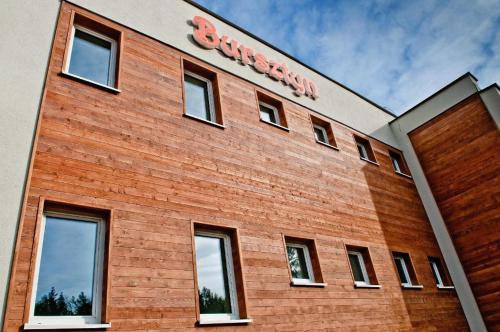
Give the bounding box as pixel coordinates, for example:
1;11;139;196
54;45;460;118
68;0;398;145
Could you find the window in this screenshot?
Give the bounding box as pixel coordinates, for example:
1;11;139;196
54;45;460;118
284;237;326;287
392;252;422;289
193;226;250;324
256;91;288;130
65;25;117;87
184;71;215;122
287;243;314;283
389;150;411;176
346;245;380;288
310;115;338;148
259;102;280;125
353;135;377;163
29;208;106;327
429;257;454;289
182;59;224;127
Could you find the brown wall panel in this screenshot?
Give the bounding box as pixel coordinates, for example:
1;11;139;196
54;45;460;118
3;3;468;331
410;94;500;330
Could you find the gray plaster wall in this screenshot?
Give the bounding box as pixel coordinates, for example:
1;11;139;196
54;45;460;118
67;0;397;146
0;0;60;328
390;75;487;331
480;84;500;129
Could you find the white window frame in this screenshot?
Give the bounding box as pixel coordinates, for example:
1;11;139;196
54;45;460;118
287;243;315;284
391;154;402;173
356;142;369;160
184;70;216;123
195;230;239;323
259;101;281;125
313;124;328;144
65;24;118;87
28;211;106;327
348;250;371;286
430;259;444;287
394;255;412;287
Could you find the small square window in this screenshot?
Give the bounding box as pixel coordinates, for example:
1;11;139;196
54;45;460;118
392;252;421;288
353;135;377;163
429;257;453;288
28;203;108;327
310;115;338;148
66;25;117;87
256;91;288;130
284;236;326;287
346;245;380;288
389;150;411;176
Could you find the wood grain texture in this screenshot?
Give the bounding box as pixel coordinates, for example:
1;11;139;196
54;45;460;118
410;93;500;331
3;2;468;331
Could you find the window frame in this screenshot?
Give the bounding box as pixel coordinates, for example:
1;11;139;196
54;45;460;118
183;70;217;123
194;230;240;323
64;24;118;88
394;255;412;287
259;101;281;126
28;210;106;327
356;142;369;160
313;124;328;144
348;250;370;286
286;242;315;284
430;259;444;287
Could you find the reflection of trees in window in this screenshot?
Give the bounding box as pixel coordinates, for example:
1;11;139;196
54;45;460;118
34;287;92;316
287;246;309;279
198;287;231;314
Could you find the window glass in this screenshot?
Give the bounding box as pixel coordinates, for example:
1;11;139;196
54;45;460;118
394;257;410;285
69;29;113;86
185;74;212;121
195;235;232;314
287;246;310;280
34;216;98;316
348;253;366;282
391;156;402;173
429;258;444;286
357;143;368;159
314;126;327;143
259;104;278;124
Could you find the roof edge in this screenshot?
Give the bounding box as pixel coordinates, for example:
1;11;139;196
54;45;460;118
184;0;396;118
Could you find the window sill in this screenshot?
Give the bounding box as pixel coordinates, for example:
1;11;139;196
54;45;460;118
259;118;290;132
183;113;225;129
291;280;327;287
437;285;455;290
402;284;424;289
24;323;111;330
316;140;339;150
197;319;252;326
60;72;120;94
354;282;381;289
359;157;379;166
395;171;412;179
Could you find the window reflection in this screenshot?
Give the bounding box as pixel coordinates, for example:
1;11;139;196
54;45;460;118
287;246;310;280
185;74;212;121
195;235;232;314
34;217;97;316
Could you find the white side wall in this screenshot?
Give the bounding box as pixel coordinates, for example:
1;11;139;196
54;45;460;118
0;1;60;328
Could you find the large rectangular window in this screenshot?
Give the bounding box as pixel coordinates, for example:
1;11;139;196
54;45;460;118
194;230;239;322
29;210;106;327
65;25;117;87
184;71;216;122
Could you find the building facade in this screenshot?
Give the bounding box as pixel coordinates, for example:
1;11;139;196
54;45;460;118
0;1;498;331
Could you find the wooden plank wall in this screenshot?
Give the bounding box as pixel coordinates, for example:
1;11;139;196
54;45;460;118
3;2;468;331
410;94;500;330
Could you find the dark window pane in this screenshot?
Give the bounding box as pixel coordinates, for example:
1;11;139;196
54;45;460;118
287;246;310;280
357;143;367;159
259;104;278;124
185;74;212;121
314;127;327;143
69;29;113;86
35;217;97;316
348;253;365;282
195;235;232;314
395;258;409;284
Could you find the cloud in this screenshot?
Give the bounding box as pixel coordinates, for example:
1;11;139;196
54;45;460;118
194;0;499;114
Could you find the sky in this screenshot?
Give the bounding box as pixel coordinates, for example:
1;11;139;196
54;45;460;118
194;0;499;115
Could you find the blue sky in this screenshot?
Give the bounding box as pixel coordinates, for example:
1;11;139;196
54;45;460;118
194;0;499;115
